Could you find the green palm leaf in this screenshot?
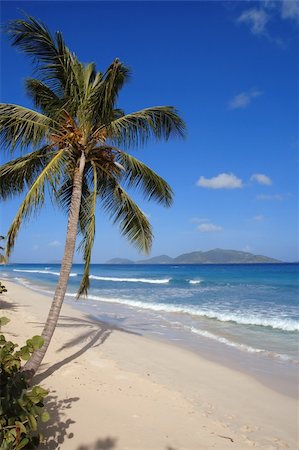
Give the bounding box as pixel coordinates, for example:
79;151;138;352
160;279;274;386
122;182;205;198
104;106;186;148
25;79;62;116
100;180;153;253
6;150;67;257
117;151;173;206
88;58;130;126
0;104;59;152
7;15;79;95
0;146;55;199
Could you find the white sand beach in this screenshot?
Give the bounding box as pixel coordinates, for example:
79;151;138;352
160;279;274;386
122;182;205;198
1;280;298;450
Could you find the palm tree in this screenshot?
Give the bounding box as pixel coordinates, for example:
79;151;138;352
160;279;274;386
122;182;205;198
0;236;7;264
0;16;185;376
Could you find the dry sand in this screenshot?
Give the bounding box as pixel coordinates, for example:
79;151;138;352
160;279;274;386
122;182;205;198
1;280;298;450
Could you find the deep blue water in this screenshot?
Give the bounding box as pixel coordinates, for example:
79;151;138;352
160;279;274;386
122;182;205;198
1;263;298;365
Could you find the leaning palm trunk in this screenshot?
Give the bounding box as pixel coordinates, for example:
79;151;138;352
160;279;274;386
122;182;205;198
23;152;86;376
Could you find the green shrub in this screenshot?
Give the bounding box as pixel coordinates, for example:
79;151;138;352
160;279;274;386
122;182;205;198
0;283;7;294
0;318;49;449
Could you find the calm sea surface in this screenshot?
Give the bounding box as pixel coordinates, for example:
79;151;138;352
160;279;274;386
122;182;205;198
1;263;298;395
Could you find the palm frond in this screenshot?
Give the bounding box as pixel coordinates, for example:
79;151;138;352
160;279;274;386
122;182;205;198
95;106;185;149
25;78;62;116
117;151;173;206
7;15;79;96
6;149;67;257
0;146;56;199
89;59;130;126
100;180;153;253
77;163;97;297
0;103;59;152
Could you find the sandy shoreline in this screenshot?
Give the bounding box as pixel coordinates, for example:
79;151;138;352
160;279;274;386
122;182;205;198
1;280;298;449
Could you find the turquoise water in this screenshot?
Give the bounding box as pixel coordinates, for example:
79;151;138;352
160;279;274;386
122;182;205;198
1;264;299;362
1;263;298;367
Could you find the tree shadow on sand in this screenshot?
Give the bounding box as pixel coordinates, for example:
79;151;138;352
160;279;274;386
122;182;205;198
0;298;20;311
38;393;79;449
74;440;178;450
76;438;117;450
34;315;140;384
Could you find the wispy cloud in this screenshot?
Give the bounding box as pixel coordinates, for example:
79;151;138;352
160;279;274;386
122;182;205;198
33;244;39;251
250;173;272;185
228;89;263;110
253;214;265;222
49;240;62;247
197;173;243;189
197;223;223;233
236;1;299;44
281;0;299;23
237;8;269;35
256;193;288;201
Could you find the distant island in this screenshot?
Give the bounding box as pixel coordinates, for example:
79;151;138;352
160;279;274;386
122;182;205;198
106;249;281;264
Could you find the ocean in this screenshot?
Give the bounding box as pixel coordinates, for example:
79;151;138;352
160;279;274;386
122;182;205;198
1;263;298;395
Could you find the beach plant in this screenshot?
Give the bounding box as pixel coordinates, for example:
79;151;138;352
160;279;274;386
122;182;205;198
0;283;7;295
0;15;185;375
0;317;49;449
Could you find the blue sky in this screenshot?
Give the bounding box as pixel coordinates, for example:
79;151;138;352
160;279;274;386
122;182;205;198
1;1;298;263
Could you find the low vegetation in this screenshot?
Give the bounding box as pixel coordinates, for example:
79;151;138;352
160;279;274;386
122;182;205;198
0;317;49;449
0;283;7;295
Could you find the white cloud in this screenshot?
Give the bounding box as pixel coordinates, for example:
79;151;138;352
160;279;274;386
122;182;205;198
236;2;299;46
49;240;62;247
228;89;263;110
237;8;269;35
243;245;252;252
281;0;299;22
197;173;243;189
197;223;223;233
250;173;272;185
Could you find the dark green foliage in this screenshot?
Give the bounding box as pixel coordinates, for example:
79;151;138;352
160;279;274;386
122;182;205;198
0;318;49;449
0;283;7;294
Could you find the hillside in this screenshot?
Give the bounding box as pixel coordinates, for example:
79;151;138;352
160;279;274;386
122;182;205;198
106;258;135;264
137;249;281;264
106;249;281;264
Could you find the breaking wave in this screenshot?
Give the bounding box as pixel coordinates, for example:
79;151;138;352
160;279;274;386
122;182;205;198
66;292;299;332
89;275;171;284
13;269;78;277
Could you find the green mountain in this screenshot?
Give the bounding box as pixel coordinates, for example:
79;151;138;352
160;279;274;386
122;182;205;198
136;249;281;264
106;258;135;264
106;249;281;264
137;254;174;264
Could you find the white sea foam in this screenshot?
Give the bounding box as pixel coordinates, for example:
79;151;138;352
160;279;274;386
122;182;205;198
189;279;201;284
13;269;77;277
195;310;299;332
189;326;264;353
66;292;299;332
89;275;171;284
66;291;299;363
188;326;298;363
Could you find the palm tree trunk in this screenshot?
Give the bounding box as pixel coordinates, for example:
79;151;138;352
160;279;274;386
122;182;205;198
23;151;86;377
